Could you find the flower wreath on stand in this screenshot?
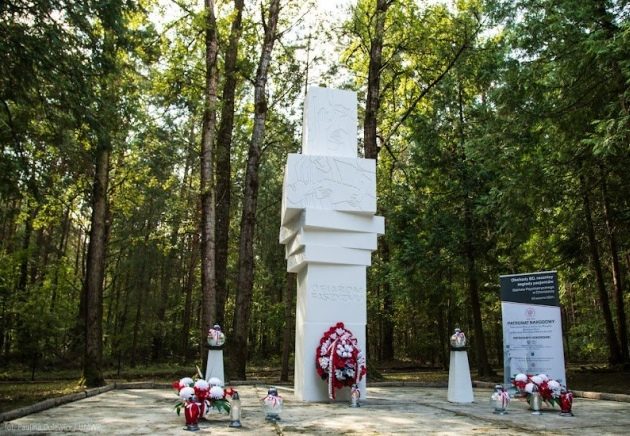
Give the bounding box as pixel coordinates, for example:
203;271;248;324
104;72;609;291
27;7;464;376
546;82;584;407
315;322;366;400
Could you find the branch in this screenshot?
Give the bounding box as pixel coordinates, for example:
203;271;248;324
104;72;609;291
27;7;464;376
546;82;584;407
260;1;268;34
377;134;412;188
276;4;311;40
0;99;21;151
382;36;472;147
168;0;195;15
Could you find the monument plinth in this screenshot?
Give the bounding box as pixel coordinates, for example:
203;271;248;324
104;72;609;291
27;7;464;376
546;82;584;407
447;328;474;403
280;87;383;402
205;325;225;383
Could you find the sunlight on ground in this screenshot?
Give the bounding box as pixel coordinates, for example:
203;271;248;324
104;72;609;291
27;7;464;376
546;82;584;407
378;415;416;425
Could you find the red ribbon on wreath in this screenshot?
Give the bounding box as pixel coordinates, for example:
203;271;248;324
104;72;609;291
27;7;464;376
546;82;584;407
315;322;366;400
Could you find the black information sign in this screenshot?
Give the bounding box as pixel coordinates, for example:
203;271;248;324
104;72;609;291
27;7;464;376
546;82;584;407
499;271;558;306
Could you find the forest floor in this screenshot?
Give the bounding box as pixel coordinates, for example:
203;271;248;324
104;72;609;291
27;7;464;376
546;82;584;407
378;364;630;394
1;362;628;414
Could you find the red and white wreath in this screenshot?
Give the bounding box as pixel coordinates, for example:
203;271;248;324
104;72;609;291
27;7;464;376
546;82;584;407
316;322;366;400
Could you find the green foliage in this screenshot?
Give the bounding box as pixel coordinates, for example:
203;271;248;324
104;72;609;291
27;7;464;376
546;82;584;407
0;0;628;378
213;398;231;414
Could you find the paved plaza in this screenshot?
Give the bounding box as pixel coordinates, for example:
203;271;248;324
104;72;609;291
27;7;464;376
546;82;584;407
2;385;630;435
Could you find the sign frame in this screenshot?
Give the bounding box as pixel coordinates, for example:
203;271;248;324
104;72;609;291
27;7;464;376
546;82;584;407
500;271;566;387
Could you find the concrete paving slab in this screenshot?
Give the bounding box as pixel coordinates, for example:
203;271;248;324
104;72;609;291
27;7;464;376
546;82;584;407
1;385;629;435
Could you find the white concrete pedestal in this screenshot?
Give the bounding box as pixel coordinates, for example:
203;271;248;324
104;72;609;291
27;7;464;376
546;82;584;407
447;350;474;403
205;349;225;383
294;264;367;401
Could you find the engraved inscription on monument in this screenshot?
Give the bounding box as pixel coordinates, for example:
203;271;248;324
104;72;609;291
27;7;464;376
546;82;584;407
311;283;363;303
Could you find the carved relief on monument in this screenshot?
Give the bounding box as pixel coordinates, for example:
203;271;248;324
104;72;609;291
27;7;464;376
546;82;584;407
302;87;357;158
283;154;376;217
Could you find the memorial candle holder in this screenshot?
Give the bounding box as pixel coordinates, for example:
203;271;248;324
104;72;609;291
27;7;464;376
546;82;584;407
262;387;283;422
208;324;226;348
229;391;242;427
193;379;210;418
350;384;361;408
559;388;574;417
184;401;201;432
530;389;543;415
491;385;510;415
179;387;200;431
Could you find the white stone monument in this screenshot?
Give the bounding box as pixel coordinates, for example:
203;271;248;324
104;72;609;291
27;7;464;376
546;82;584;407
280;87;384;402
447;328;474;403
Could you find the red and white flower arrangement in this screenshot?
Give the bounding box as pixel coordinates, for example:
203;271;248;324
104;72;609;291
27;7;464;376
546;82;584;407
172;376;232;417
173;377;194;391
513;373;562;407
315;322;366;400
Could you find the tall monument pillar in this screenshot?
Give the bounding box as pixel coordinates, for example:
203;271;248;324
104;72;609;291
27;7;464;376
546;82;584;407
280;87;384;402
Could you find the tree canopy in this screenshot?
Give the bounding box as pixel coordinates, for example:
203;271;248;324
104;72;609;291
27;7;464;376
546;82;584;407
1;0;628;383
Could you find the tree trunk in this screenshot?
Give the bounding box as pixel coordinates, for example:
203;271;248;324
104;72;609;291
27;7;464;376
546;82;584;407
153;242;173;361
113;270;131;376
437;304;448;369
130;284;144;368
599;168;629;362
82;140;109;387
131;224;153;367
363;0;393;363
232;0;281;380
200;0;220;372
182;233;199;362
74;230;85;278
214;0;245;329
14;204;36;361
463;198;492;376
16;208;34;294
381;241;394;361
29;226;46;286
81;0;127;387
580;174;622;364
153;146;191;360
0;299;7;358
363;0;390;160
280;272;295;382
51;205;72;311
457;81;493;376
105;248;124;338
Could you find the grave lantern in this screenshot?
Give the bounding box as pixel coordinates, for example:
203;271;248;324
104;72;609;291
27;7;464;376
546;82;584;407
530;387;543;415
450;328;466;348
262;387;283;422
559;388;574;417
179;387;200;432
490;384;510;415
229;391;242;428
350;384;361;408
